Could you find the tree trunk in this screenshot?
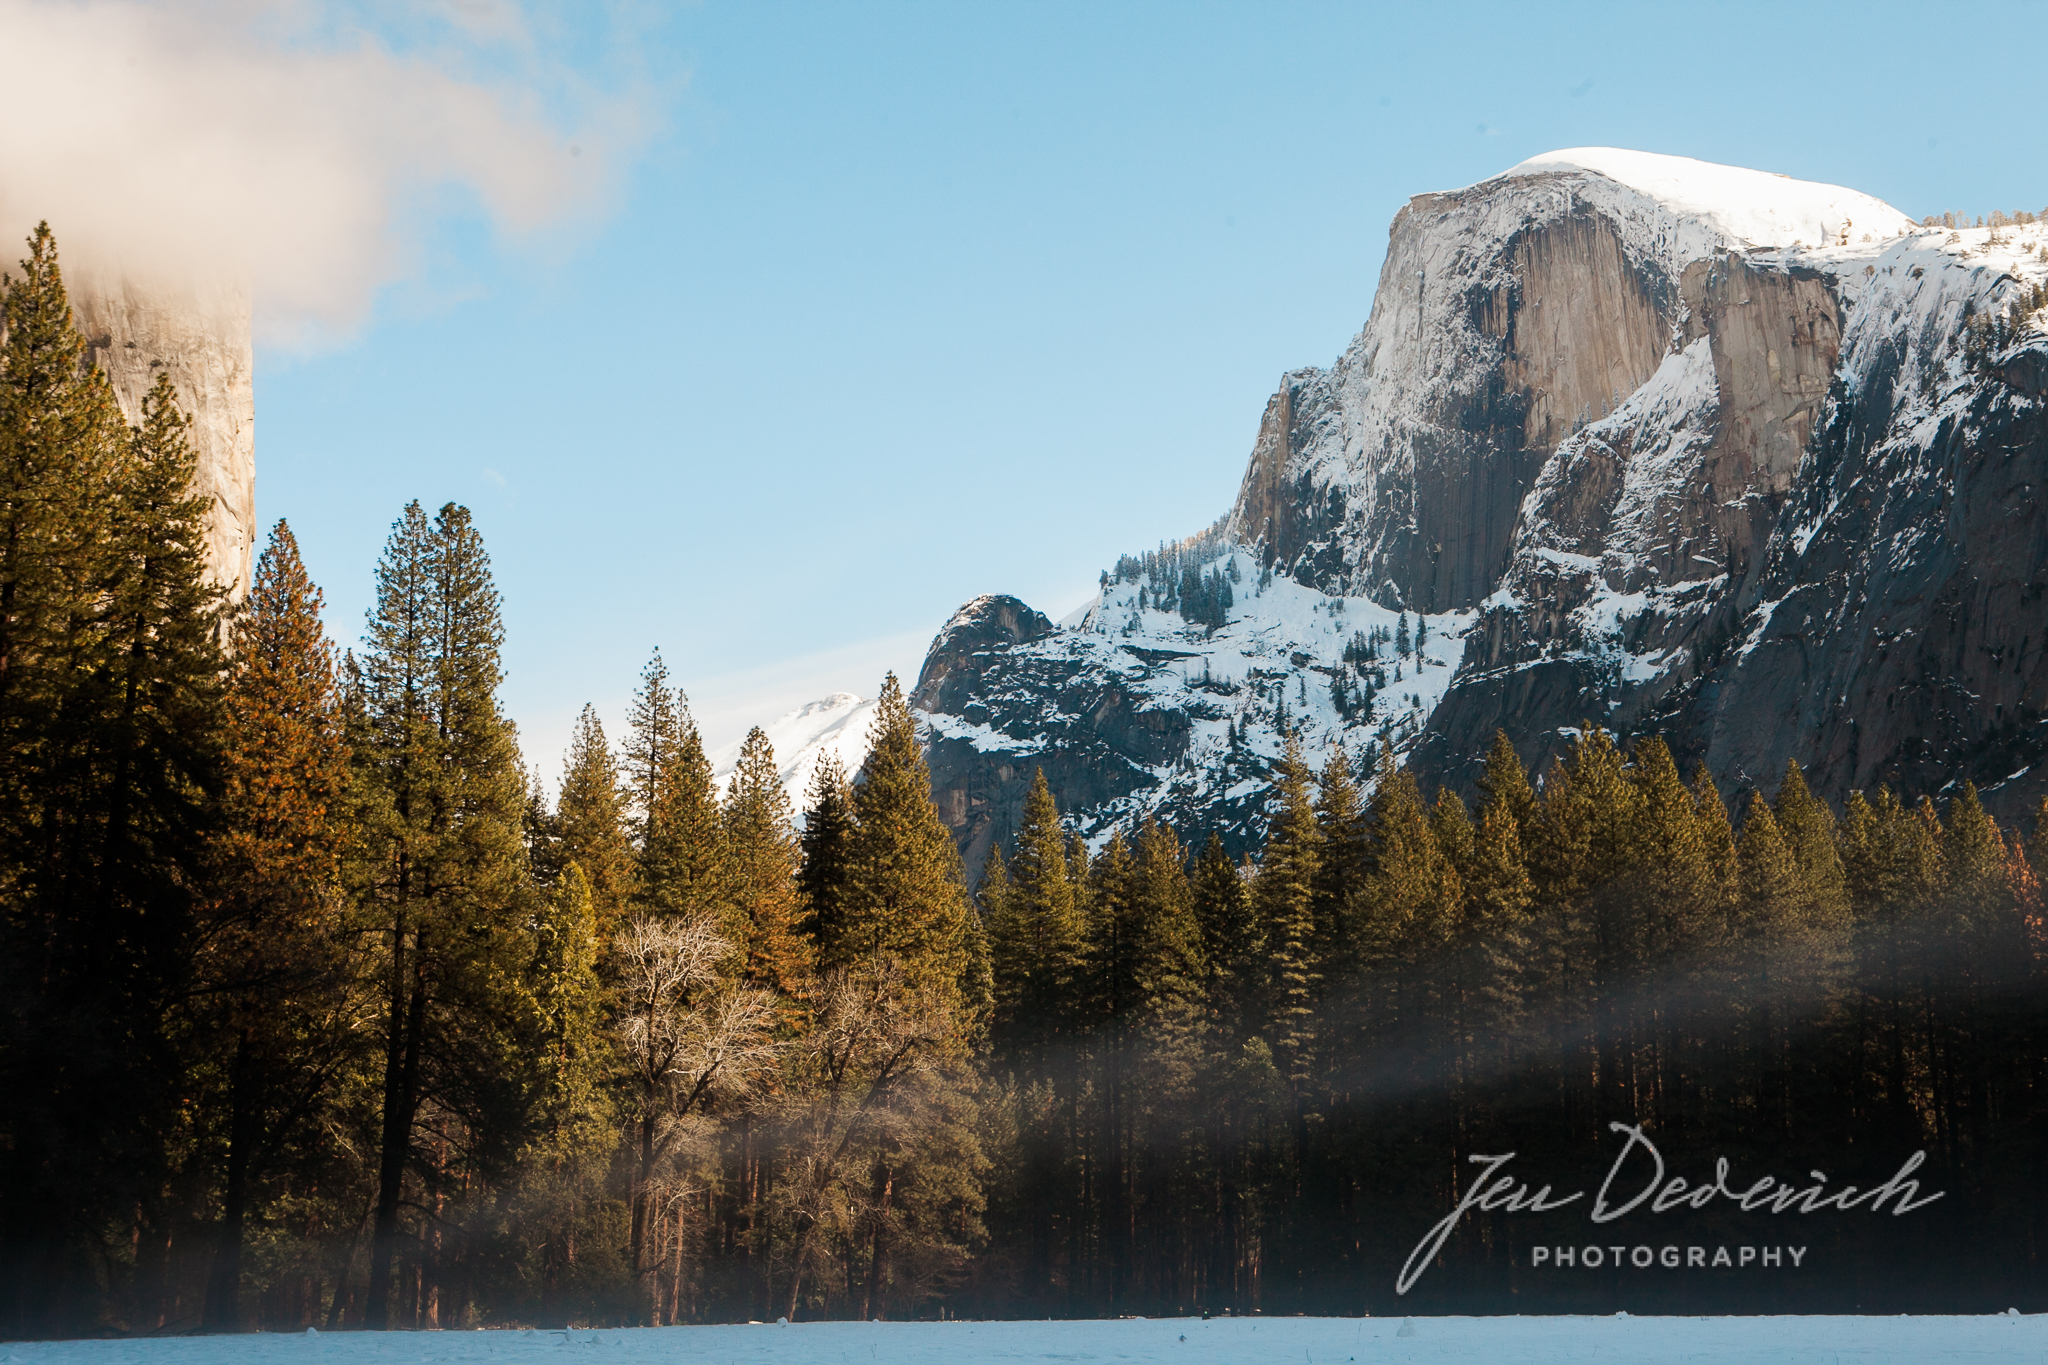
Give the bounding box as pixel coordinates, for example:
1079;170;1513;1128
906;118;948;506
629;1108;658;1324
666;1201;685;1325
860;1163;894;1320
201;1027;256;1331
367;924;427;1330
783;1217;814;1322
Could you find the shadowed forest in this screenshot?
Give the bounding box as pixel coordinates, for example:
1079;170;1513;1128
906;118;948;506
3;226;2046;1338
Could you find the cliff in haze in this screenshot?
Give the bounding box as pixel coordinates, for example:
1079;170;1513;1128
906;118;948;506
72;270;255;597
911;149;2048;877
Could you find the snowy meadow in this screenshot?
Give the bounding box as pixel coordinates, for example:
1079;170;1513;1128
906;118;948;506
3;1316;2044;1365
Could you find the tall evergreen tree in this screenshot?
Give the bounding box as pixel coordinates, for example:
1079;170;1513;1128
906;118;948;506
1476;730;1537;838
350;502;533;1329
0;230;224;1335
199;521;353;1331
1192;831;1258;1032
529;861;612;1151
987;767;1085;1068
623;651;725;928
0;223;128;844
1254;736;1325;1090
624;651;682;854
725;726;813;1016
1311;746;1366;990
844;673;974;1003
1772;760;1850;928
1691;762;1741;921
798;753;857;964
554;704;635;935
1130;819;1205;1024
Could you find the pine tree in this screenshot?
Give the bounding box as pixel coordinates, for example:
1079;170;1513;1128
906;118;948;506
2028;796;2048;906
530;861;610;1141
1351;754;1463;1108
1462;797;1534;1014
1429;787;1476;877
554;704;635;936
642;690;726;928
1254;735;1325;1089
0;223;129;852
1476;730;1536;837
987;767;1085;1068
624;651;682;854
51;364;228;961
522;857;615;1321
725;726;813;1019
1354;754;1461;967
1942;783;2006;929
1733;793;1809;1131
1192;831;1258;1032
1084;830;1138;1031
1629;739;1720;956
799;752;858;964
21;353;228;1334
1312;745;1367;988
845;673;974;1005
1691;762;1741;921
623;650;724;927
1131;819;1205;1022
0;226;235;1337
350;501;534;1330
1772;760;1850;928
199;520;352;1330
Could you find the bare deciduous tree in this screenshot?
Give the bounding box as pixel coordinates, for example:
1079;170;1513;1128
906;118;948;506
615;914;779;1323
775;959;963;1319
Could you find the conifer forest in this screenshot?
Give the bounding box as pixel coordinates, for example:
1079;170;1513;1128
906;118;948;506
5;226;2048;1338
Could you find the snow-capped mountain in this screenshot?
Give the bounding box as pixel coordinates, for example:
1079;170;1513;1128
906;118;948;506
710;691;878;811
911;148;2048;876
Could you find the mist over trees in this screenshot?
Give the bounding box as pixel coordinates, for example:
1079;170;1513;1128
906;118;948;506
2;225;2047;1336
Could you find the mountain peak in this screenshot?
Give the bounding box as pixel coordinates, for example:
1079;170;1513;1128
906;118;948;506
913;151;2048;874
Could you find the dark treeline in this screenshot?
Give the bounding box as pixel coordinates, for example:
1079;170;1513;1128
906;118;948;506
977;734;2048;1316
3;225;2046;1336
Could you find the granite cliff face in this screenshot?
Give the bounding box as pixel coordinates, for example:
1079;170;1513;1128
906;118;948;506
914;149;2048;875
73;270;256;597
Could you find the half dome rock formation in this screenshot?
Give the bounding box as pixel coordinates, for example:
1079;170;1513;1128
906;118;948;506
912;148;2048;877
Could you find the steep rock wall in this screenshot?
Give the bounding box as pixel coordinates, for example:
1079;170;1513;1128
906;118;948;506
917;150;2048;867
1226;191;1679;615
74;271;256;597
912;594;1200;877
1416;248;1853;791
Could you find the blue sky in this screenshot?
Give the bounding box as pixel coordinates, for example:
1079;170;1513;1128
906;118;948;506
248;0;2048;774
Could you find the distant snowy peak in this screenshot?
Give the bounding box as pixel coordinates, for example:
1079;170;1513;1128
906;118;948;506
710;691;877;813
1486;147;1915;253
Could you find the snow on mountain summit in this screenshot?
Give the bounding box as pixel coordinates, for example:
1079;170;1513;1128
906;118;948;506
1489;147;1915;251
710;691;877;811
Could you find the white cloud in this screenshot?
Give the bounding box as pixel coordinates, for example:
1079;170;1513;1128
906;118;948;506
0;0;654;346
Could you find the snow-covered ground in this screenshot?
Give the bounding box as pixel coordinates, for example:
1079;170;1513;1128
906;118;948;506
5;1314;2042;1364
